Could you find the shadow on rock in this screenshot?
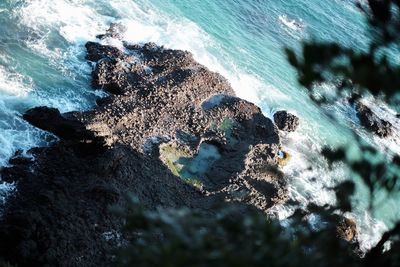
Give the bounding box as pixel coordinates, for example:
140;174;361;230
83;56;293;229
0;26;289;267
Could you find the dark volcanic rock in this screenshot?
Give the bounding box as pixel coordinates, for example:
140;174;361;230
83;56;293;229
354;102;393;138
1;144;201;267
24;107;91;141
273;110;299;132
23;106;106;154
7;150;32;166
85;42;124;62
0;30;286;267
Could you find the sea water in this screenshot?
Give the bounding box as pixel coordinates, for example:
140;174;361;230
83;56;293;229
0;0;399;252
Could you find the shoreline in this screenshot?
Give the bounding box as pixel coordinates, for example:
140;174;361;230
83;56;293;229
0;28;291;266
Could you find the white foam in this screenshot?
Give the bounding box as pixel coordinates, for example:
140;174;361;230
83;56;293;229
279;86;399;253
15;0;108;44
0;106;46;167
97;1;267;105
15;0;270;108
0;66;32;97
271;114;390;252
279;15;305;31
15;1;101;79
355;211;388;252
0;1;102;169
0;180;16;218
0;181;15;206
361;98;400;155
278;14;306;39
0;65;43;167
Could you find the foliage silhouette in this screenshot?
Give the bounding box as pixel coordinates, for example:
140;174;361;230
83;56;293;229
116;1;400;266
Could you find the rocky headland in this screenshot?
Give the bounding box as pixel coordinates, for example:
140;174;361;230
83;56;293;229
0;26;289;267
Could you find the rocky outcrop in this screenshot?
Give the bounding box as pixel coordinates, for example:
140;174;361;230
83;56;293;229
85;42;124;62
349;95;393;138
354;102;393;138
23;106;106;154
0;27;286;267
273;110;299;132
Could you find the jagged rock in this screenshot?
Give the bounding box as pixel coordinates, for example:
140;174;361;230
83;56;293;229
243;144;288;207
354;102;393;138
0;28;286;267
85;42;124;62
1;151;33;183
7;150;32;166
23;106;105;153
273;110;299;132
24;107;87;141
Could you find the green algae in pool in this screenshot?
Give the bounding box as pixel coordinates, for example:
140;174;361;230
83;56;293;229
210;117;239;147
159;142;221;189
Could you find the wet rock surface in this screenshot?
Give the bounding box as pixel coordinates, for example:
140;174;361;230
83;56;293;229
273;110;299;132
23;106;106;154
0;28;286;267
354;102;393;138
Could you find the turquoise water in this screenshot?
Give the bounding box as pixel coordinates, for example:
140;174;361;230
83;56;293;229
0;0;399;251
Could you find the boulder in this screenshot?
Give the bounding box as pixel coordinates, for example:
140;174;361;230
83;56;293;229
273;110;299;132
354;102;393;138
